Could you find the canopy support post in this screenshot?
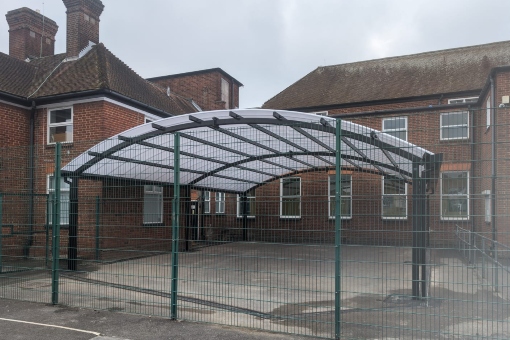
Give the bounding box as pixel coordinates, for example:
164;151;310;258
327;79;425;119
334;119;342;339
170;132;181;320
241;193;248;241
412;161;428;299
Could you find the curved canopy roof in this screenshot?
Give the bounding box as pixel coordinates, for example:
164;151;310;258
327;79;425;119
62;109;435;193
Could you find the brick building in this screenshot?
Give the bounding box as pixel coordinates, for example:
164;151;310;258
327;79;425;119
249;41;510;247
0;0;241;259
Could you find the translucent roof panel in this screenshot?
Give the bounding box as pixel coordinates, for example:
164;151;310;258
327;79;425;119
62;109;435;193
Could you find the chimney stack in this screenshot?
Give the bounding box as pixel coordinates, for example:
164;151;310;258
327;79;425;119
6;7;58;60
62;0;104;57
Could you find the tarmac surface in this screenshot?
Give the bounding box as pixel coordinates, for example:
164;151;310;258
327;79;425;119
0;298;309;340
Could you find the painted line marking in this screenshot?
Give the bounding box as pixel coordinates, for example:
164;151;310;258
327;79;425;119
0;317;101;336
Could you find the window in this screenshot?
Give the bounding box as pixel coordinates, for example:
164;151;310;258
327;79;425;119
237;190;256;218
30;31;36;38
482;190;491;223
440;112;468;140
382;116;407;141
48;108;73;144
144;185;163;224
203;191;210;214
486;98;491;129
313;111;329;116
221;78;229;109
47;175;70;225
46;38;51;45
448;97;478;104
215;192;225;214
329;174;352;219
280;177;301;218
382;177;407;219
441;172;469;220
84;13;90;22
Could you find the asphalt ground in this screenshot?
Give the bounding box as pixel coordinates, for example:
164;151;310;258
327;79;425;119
0;298;310;340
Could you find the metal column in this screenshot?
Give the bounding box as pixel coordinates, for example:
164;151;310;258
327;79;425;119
51;143;62;304
334;119;342;339
170;132;181;319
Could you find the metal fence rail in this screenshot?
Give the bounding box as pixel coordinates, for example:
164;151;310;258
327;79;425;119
0;108;509;339
456;225;510;299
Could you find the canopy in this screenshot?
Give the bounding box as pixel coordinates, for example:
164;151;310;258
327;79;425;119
62;109;434;193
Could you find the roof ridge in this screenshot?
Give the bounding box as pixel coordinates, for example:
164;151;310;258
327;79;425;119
322;40;510;70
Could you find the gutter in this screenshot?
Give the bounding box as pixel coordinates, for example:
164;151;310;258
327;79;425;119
329;102;475;119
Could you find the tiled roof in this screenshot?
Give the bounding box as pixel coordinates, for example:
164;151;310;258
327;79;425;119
262;41;510;110
0;44;197;115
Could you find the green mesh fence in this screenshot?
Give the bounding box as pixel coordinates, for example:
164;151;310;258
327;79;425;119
0;108;508;339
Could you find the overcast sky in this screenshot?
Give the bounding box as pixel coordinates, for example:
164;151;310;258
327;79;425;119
0;0;509;108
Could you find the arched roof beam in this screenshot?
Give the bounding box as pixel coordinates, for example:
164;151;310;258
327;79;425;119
189;151;411;187
117;136;277;178
87;151;259;185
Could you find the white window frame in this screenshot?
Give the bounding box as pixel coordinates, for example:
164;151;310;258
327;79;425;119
447;97;478;104
215;192;225;214
440;171;469;221
313;111;329;116
482;190;491;223
486;98;491;129
221;78;229;109
382;176;408;220
440;111;469;141
236;191;256;218
280;177;301;219
143;185;163;224
47;107;73;144
382;116;408;141
47;175;70;225
328;174;352;219
203;191;210;214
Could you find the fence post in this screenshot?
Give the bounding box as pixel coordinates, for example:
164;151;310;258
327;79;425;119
95;196;100;261
0;194;3;274
334;119;342;339
482;238;486;279
51;143;62;304
171;132;181;319
45;195;49;268
493;242;499;293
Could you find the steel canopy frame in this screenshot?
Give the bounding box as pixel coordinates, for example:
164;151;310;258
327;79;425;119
60;109;441;309
62;110;433;190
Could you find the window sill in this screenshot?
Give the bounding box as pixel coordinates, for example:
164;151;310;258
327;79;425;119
280;216;301;219
236;216;256;219
143;222;165;227
440;217;469;222
329;217;352;220
382;217;408;220
46;142;74;149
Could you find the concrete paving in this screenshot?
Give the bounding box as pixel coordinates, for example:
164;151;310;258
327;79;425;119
0;299;309;340
0;243;509;339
